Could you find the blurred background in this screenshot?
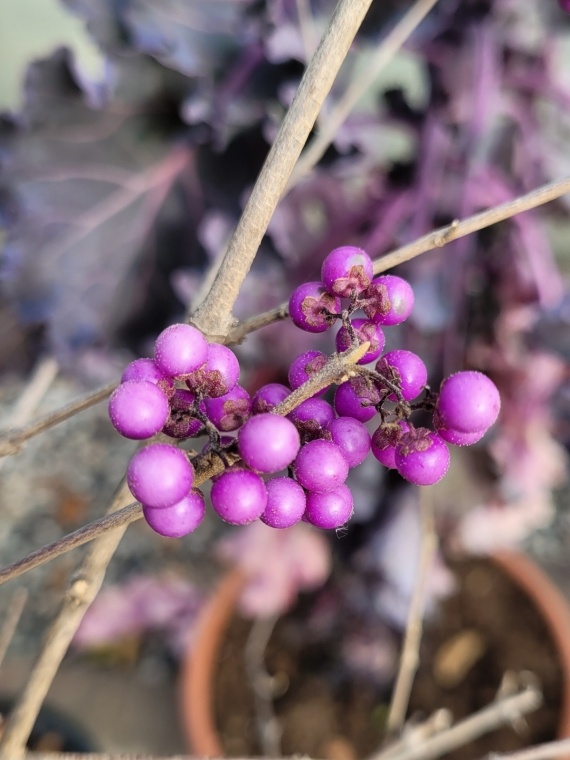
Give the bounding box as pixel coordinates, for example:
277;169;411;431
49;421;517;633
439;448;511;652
0;0;569;756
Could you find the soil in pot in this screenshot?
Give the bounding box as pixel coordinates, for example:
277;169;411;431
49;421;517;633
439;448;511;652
213;558;562;758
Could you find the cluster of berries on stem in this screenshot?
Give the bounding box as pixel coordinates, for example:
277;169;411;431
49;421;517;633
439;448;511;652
108;246;500;537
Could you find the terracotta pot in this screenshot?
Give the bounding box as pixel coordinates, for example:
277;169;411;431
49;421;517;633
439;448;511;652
179;552;570;755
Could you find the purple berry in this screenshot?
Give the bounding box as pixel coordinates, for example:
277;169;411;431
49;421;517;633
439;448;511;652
288;351;328;396
205;385;252;431
395;429;450;486
321;246;373;297
335;319;385;364
154;323;208;377
371;421;410;469
361;275;414;326
162;389;204;439
376;350;427;401
185;343;240;398
211;469;267;525
127;443;194;509
261;477;307;529
252;383;291;414
143;489;206;537
304;485;354;529
294;439;349;493
436;371;500;434
289;281;341;333
108;380;170;440
334;377;380;423
326;417;371;468
289;398;335;435
238;413;301;473
121;358;169;386
433;410;486;446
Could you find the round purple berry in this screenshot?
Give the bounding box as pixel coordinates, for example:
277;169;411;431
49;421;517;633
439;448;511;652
433;410;486;446
108;380;170;440
261;477;307;529
326;417;371;468
376;350;427;401
395;429;450;486
304;485;354;529
294;439;349;493
362;275;414;326
210;469;267;525
436;371;500;434
121;358;169;386
334;378;380;423
127;443;194;509
186;343;240;398
335;319;385;364
162;389;204;439
288;351;328;396
289;281;341;333
252;383;291;414
371;421;410;469
205;385;252;431
321;246;373;297
154;323;208;377
289;398;335;432
238;413;301;473
143;489;206;537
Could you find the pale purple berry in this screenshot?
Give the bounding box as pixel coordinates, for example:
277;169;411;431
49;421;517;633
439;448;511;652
326;417;371;468
376;350;427;401
261;477;307;529
289;398;335;436
289;282;341;333
294;439;349;492
154;323;208;377
334;377;380;423
252;383;291;414
143;489;205;537
127;443;194;509
210;470;267;525
433;410;486;446
238;413;301;473
108;380;170;440
436;371;500;434
205;385;252;431
121;358;169;385
305;485;354;529
395;429;450;486
371;421;410;469
288;351;328;396
185;343;240;398
335;319;385;364
321;246;373;297
361;275;414;326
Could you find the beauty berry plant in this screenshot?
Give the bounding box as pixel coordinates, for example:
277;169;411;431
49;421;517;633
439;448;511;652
0;0;569;759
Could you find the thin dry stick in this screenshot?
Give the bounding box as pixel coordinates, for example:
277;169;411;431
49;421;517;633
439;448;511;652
0;589;28;673
370;683;543;760
289;0;440;188
384;489;436;738
189;0;375;341
0;342;369;588
227;175;570;344
0;380;117;459
483;738;570;760
0;481;134;760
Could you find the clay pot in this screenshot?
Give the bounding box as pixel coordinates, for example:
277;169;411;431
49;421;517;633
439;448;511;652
179;552;570;755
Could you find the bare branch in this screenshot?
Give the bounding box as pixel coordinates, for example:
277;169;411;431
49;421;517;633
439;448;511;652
481;738;570;760
227;175;570;343
189;0;375;341
289;0;440;188
0;589;28;673
384;490;436;738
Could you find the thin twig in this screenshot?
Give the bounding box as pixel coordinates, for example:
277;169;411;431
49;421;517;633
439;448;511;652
245;616;282;757
0;343;368;587
369;681;543;760
384;489;436;738
227;175;570;343
289;0;440;188
0;589;28;673
189;0;375;341
483;738;570;760
0;482;134;760
0;381;117;459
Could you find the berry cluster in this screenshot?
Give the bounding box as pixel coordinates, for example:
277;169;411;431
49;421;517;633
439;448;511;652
109;246;500;538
